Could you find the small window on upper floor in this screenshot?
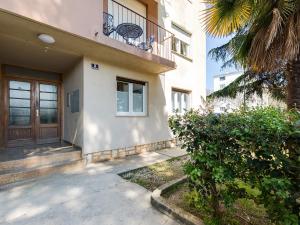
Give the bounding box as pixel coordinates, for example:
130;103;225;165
172;37;190;59
220;76;226;81
171;22;192;59
172;37;180;53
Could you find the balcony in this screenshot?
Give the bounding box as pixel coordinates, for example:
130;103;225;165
103;0;174;62
0;0;176;74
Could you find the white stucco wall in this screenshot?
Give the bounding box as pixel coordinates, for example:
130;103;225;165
82;57;171;154
0;0;102;41
63;59;84;147
60;0;207;155
159;0;206;112
213;72;242;92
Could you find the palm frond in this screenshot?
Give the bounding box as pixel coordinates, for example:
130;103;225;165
266;8;283;49
202;0;253;36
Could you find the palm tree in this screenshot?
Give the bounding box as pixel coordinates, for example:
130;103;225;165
203;0;300;109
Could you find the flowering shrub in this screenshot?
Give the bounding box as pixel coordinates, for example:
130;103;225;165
169;107;300;224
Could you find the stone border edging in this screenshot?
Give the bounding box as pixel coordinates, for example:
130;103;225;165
151;176;204;225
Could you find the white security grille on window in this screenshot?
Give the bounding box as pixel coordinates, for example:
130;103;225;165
172;89;191;114
117;77;147;116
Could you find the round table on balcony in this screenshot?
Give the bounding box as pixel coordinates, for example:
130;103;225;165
116;23;143;44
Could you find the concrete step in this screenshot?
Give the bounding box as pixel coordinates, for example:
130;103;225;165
0;150;82;171
0;159;84;186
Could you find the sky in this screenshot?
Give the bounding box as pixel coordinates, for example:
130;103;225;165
206;35;237;91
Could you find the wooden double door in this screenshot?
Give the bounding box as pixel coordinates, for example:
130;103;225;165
4;78;61;147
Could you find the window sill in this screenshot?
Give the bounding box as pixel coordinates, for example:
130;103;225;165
116;112;148;117
172;51;193;62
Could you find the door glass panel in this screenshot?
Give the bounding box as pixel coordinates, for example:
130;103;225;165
10;108;30;116
9;99;31;107
9;81;31;90
9;116;31;126
39;84;58;124
8;80;31;126
40;84;57;93
40;92;57;101
40;100;57;108
10;90;30;99
40;109;58;124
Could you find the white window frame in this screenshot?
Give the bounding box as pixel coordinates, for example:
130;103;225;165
172;37;191;59
116;80;147;117
171;89;191;114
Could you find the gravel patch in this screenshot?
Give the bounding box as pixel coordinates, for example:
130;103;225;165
120;156;188;191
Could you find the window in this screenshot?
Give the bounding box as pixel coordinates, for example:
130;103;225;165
220;107;226;112
172;37;180;53
220;76;225;81
172;89;190;114
220;84;226;89
172;37;190;58
39;84;58;123
116;77;147;116
9;80;31;126
180;41;189;56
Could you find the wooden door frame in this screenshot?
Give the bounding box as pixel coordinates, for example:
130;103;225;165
2;73;62;147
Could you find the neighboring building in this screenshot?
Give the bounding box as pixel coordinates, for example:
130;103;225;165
0;0;206;162
212;71;283;113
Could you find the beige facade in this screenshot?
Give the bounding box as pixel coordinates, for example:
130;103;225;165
0;0;206;160
161;0;207;112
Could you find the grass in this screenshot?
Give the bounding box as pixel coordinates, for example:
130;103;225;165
162;182;272;225
120;156;273;225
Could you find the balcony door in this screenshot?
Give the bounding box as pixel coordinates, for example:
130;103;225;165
5;78;61;147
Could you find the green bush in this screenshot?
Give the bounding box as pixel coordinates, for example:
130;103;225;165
169;107;300;225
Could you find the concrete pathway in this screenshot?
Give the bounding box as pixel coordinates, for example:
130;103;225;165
0;148;187;225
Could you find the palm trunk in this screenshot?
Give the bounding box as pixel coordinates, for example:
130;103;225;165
286;55;300;110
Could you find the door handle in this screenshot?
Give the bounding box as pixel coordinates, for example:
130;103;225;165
36;109;39;117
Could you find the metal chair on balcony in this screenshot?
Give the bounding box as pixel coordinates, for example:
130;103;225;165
103;13;116;36
137;35;155;52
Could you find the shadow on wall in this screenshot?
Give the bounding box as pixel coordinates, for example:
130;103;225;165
70;111;84;147
83;74;171;154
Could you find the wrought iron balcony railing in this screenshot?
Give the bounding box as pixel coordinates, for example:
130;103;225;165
103;0;174;61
